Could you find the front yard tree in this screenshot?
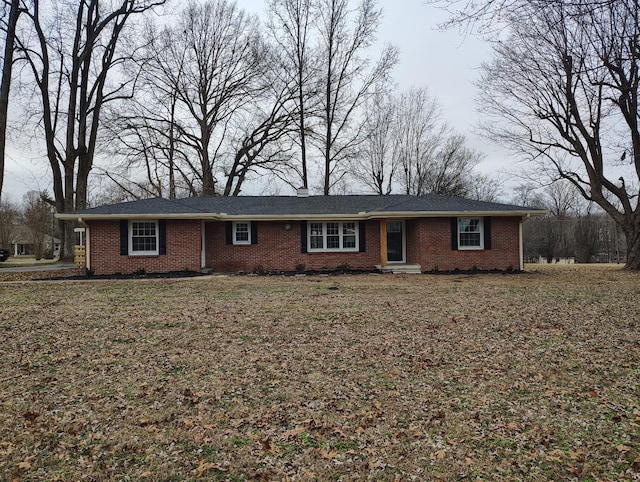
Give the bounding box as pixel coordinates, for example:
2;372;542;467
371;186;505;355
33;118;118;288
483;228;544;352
0;0;21;202
315;0;397;195
266;0;316;189
16;0;165;258
137;0;262;196
221;44;302;196
441;0;640;270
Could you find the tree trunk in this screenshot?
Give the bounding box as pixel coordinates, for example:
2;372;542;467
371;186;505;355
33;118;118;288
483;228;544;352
0;0;20;202
623;221;640;270
298;82;308;189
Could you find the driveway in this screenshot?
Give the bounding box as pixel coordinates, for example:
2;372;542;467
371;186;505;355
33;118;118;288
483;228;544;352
0;263;76;273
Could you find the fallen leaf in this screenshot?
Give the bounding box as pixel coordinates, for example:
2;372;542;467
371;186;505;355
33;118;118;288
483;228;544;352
567;465;582;476
319;448;338;459
283;426;306;439
569;450;586;462
196;461;227;477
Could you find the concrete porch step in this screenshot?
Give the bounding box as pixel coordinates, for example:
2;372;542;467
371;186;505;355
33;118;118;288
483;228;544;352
376;264;422;274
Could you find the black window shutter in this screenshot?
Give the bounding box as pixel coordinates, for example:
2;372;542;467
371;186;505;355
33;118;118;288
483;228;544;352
158;220;167;255
301;220;308;253
120;220;128;255
483;217;492;250
225;221;233;245
251;221;258;244
450;217;458;250
359;220;366;252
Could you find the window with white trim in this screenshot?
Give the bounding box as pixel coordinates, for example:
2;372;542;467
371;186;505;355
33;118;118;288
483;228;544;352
130;221;159;255
308;221;359;252
233;222;251;245
458;218;483;249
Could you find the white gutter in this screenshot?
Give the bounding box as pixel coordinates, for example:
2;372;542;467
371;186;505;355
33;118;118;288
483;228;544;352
57;209;548;222
200;220;206;269
78;217;90;271
56;213;211;221
519;216;525;271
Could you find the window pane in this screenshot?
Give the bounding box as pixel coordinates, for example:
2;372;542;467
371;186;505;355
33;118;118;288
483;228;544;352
326;222;339;248
343;222;356;235
327;235;340;248
311;235;323;249
310;223;323;249
342;222;356;248
459;218;481;247
387;221;402;233
343;235;356;248
460;232;481;246
132;236;156;251
235;223;249;242
131;222;157;252
310;223;323;236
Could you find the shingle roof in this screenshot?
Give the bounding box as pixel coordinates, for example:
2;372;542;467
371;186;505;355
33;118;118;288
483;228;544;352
59;194;545;220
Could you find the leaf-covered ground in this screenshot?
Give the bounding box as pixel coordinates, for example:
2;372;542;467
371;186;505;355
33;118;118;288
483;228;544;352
1;265;639;481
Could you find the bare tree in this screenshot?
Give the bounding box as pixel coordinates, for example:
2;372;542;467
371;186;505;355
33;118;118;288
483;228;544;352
546;180;577;219
134;0;265;196
440;0;640;269
394;86;444;195
0;0;21;202
106;1;303;198
267;0;316;188
467;172;503;202
394;87;484;196
0;197;19;248
221;53;302;196
512;182;547;208
315;0;397;194
16;0;165;257
424;133;484;196
352;89;397;194
103;75;191;200
22;190;50;260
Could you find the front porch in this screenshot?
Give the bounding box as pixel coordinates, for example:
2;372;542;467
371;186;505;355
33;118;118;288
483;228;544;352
376;263;422;274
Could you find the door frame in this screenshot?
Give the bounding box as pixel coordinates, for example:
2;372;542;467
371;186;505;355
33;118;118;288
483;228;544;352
386;220;406;264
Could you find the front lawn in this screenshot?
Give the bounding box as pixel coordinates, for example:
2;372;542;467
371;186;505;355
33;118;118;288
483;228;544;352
0;265;638;480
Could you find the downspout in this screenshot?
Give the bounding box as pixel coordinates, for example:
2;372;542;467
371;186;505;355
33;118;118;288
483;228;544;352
519;215;529;271
200;220;206;270
86;225;90;271
78;217;90;271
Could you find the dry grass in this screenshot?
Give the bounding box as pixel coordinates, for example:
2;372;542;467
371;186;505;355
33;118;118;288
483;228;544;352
0;265;639;481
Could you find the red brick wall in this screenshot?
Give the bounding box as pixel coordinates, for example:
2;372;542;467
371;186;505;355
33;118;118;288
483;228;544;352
87;220;201;275
205;220;381;272
405;217;521;271
87;216;522;274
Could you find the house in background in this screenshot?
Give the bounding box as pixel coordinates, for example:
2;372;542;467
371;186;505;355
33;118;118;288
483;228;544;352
9;225;61;258
57;193;546;275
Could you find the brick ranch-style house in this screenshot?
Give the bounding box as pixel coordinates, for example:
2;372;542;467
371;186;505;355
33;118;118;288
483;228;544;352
57;193;546;275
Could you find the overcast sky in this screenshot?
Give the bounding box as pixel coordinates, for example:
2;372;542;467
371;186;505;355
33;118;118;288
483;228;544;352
2;0;510;203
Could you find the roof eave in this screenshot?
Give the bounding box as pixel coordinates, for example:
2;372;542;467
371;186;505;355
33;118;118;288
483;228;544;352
55;213;215;221
56;209;548;221
364;209;549;218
